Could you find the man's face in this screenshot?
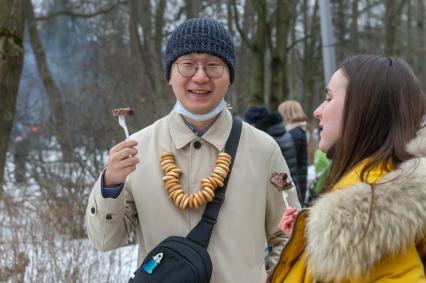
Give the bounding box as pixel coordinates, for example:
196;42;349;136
169;53;230;115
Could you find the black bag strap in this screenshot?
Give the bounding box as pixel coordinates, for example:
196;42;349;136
187;116;242;247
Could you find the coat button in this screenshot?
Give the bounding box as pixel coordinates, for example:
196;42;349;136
193;141;201;149
91;207;96;215
106;214;112;220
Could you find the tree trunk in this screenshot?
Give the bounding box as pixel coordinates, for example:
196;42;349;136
351;0;359;52
269;0;293;109
139;0;169;120
250;0;267;104
184;0;200;18
27;0;73;161
229;0;253;113
332;0;348;62
415;0;425;83
128;0;143;62
0;0;26;196
384;0;407;55
302;0;321;117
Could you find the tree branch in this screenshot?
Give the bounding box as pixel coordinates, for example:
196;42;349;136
287;33;314;52
359;0;382;15
35;1;127;21
231;0;254;51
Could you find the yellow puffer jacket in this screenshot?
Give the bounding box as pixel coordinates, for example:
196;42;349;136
272;128;426;283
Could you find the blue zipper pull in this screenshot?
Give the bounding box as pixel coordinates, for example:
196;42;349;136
143;253;163;274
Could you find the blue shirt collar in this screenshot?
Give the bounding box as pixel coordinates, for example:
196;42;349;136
181;115;211;136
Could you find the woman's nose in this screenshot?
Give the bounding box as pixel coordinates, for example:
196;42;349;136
313;104;322;119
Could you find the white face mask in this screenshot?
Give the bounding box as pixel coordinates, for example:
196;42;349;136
173;99;226;121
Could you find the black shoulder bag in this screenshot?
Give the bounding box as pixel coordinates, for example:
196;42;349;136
129;117;242;283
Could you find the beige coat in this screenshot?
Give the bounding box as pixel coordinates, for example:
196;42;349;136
86;108;300;283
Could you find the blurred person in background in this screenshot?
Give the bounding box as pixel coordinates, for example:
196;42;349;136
273;54;426;282
278;100;308;205
244;105;298;192
305;125;332;205
305;149;331;206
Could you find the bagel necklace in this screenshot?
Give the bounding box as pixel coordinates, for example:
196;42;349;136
160;151;232;210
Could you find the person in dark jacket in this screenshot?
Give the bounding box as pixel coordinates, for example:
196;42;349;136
278;101;308;205
245;106;298;187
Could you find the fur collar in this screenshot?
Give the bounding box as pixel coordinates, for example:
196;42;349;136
306;127;426;281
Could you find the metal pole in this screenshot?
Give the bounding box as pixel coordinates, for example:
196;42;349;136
319;0;336;85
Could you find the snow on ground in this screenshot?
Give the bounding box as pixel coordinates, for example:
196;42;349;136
1;152;139;282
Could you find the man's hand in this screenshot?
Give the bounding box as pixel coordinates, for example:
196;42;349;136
279;207;298;237
104;139;139;187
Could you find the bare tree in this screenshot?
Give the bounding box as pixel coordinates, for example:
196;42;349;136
384;0;407;55
232;0;268;105
299;0;322;116
331;0;351;62
402;0;426;85
0;0;26;196
351;0;360;52
185;0;201;18
414;0;425;84
269;0;295;109
26;0;74;161
226;0;252;113
130;0;171;121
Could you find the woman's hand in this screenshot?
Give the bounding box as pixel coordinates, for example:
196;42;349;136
279;207;298;237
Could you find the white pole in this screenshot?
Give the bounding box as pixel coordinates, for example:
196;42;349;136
319;0;337;84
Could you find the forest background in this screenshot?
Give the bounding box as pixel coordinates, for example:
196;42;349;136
1;0;425;281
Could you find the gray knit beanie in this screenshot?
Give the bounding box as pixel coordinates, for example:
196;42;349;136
164;17;236;83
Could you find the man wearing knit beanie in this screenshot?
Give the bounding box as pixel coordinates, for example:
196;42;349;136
87;17;300;283
164;17;236;84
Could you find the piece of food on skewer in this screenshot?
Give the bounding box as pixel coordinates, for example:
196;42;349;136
112;107;133;139
112;107;134;117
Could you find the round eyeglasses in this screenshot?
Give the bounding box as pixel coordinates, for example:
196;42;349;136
175;60;225;78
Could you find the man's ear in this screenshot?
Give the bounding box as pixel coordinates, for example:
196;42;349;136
168;72;174;85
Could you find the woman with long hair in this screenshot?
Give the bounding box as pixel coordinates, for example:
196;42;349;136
278;100;308;204
273;54;426;282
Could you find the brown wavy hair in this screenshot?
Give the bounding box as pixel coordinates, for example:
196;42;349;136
326;55;426;190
